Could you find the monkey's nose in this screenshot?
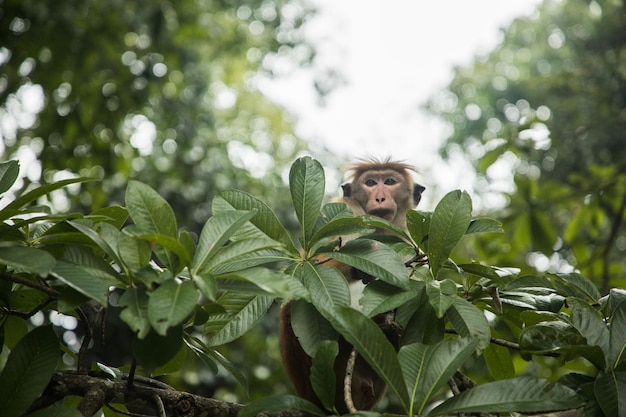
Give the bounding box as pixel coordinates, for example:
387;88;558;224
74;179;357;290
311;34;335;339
376;197;386;203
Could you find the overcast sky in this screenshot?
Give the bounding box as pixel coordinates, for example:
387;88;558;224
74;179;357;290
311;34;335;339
259;0;543;204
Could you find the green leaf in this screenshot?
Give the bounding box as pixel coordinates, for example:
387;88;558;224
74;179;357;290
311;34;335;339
204;293;273;346
568;297;609;367
213;189;298;254
238;395;325;417
309;216;371;248
289;156;325;244
52;259;118;306
447;296;491;350
148;280;199;336
132;326;183;375
119;287;150;339
209;240;287;273
0;160;19;195
428;376;584;416
406;210;430;246
428;190;472;277
326;306;410;412
291;300;338;357
425;278;457;318
192;210;257;275
219;267;308;300
125;180;178;270
0;326;59;417
361;280;423;317
399;338;477;416
594;370;626;417
0;247;56;277
609;300;626;369
118;232;152;272
302;263;350;310
550;272;601;303
483;342;515;380
67;220;126;274
310;340;339;411
322;239;409;289
0;177;93;222
88;205;129;229
466;218;503;234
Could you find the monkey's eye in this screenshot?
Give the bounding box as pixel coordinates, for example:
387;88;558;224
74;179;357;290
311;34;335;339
384;178;397;185
364;179;377;186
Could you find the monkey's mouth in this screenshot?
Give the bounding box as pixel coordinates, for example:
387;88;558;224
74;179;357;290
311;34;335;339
368;209;394;219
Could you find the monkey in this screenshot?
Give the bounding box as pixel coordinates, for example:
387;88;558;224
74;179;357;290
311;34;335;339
279;158;425;414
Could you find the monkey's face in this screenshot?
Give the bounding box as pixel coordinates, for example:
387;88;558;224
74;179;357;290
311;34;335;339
352;169;410;222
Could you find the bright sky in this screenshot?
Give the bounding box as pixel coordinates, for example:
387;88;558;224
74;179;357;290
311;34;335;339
260;0;543;205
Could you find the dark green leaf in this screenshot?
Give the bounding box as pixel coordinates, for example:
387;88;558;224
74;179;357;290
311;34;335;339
0;326;59;417
428;190;472;276
148;280;199;336
220;267;308;300
399;338;476;416
125;180;178;270
0;247;56;277
192;210;258;275
326;306;410;412
289;156;325;243
0;160;19;195
119;287;150;339
322;239;409;289
204;293;273;346
466;218;503;234
52;259;117;306
406;210;430;246
425;278;457;318
550;272;601;303
569;297;608;367
291;300;337;357
595;370;626;417
310;340;339;411
213;189;298;254
447;296;491;350
429;377;584;415
483;342;515;380
302;263;350;310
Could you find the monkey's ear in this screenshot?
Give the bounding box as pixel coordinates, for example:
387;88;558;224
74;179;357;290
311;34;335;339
413;183;426;207
341;183;352;197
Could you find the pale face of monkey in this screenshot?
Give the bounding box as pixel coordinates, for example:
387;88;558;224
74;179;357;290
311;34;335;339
352;169;412;222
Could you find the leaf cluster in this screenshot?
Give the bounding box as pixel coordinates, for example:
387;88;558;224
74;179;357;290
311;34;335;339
0;157;623;417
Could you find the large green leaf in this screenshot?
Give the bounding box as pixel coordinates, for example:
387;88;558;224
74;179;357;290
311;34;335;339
148;279;199;336
125;180;178;270
212;189;298;254
67;220;128;276
302;262;350;311
0;326;59;417
550;272;601;303
360;280;423;317
568;297;609;367
428;190;472;276
192;210;257;275
0;247;56;277
429;376;584;415
204;293;273;346
289;156;325;245
425;278;457;318
219;267;309;300
322;239;409;289
291;299;338;357
119;287;150;339
310;340;339;411
465;218;503;234
594;370;626;417
406;210;430;247
51;258;118;306
447;296;491;350
483;342;515;380
326;306;410;413
202;239;285;274
238;395;325;417
399;338;476;416
0;160;19;195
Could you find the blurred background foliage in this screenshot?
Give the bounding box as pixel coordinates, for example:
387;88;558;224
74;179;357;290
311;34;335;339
428;0;626;294
1;0;626;408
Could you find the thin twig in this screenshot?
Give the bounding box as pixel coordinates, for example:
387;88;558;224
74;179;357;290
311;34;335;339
0;272;59;297
343;349;358;414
